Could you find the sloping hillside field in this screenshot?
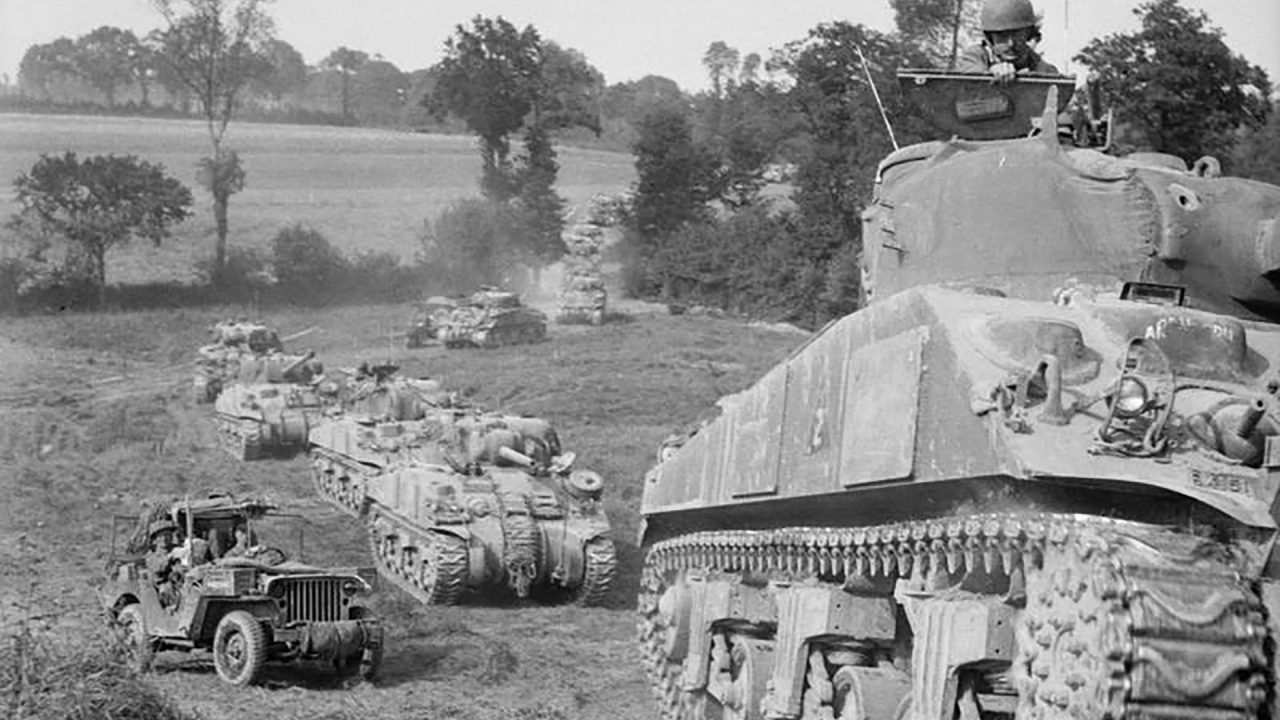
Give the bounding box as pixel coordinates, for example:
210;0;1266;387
0;300;805;719
0;114;635;284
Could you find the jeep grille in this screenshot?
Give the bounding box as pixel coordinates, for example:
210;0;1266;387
279;578;345;623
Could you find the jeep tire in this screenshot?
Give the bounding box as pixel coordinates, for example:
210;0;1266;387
212;610;267;686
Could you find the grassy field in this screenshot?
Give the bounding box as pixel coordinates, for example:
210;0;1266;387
0;301;807;720
0;113;637;285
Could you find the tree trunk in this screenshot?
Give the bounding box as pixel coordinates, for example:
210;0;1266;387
93;242;108;309
214;190;230;285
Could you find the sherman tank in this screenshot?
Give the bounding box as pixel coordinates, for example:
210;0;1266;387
309;407;615;605
439;288;548;348
192;320;284;403
557;223;608;325
637;72;1280;720
214;351;329;460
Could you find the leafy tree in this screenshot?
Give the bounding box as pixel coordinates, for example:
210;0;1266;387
251;38;308;104
740;53;762;86
74;26;141;107
1231;109;1280;184
128;34;161;105
321;46;369;119
703;41;740;99
1075;0;1271;162
351;58;408;124
432;17;601;266
599;75;687;144
892;0;980;69
769;22;927;317
629;104;719;243
18;38;78;101
533;42;603;135
152;0;276;284
12;152;192;302
432;16;542;201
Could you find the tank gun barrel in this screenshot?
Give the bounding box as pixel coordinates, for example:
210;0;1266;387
281;350;316;378
497;446;535;468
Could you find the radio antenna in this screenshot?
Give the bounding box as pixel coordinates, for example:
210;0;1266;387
855;43;899;151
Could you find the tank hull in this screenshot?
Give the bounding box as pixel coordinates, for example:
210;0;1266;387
638;284;1280;719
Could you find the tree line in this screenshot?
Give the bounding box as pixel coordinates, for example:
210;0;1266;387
4;0;1279;328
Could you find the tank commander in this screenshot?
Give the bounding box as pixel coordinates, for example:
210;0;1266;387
956;0;1059;82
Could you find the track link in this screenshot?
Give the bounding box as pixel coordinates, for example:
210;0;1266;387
638;513;1268;720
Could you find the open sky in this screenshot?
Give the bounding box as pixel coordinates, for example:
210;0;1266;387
1;0;1277;92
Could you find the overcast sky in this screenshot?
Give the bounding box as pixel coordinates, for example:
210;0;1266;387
1;0;1276;92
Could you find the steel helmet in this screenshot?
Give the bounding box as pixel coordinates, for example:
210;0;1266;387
149;519;178;538
981;0;1039;32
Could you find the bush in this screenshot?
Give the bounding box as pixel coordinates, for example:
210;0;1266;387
195;245;271;294
271;223;349;305
627;205;857;329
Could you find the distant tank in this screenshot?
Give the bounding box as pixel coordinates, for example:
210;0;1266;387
309;408;614;605
439;288;548;348
557;224;607;325
637;72;1280;720
214;351;329;460
405;296;459;349
192;320;284;403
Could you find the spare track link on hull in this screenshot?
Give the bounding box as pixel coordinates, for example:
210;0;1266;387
572;537;618;607
637;513;1268;720
309;450;368;517
368;517;468;605
502;511;541;599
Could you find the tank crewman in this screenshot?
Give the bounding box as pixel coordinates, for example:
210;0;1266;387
956;0;1059;82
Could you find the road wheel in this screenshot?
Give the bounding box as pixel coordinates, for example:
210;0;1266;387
212;610;267;686
114;604;154;673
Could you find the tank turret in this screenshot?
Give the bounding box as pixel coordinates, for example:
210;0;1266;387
213;365;329;461
636;72;1280;720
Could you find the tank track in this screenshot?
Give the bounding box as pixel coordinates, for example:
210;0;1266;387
310;450;367;517
215;415;262;461
638;512;1268;720
571;537;617;606
367;516;469;605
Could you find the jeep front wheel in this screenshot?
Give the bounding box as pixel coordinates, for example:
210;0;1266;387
114;604;154;673
212;610;267;686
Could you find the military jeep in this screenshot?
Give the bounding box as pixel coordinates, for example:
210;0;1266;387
99;494;382;687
